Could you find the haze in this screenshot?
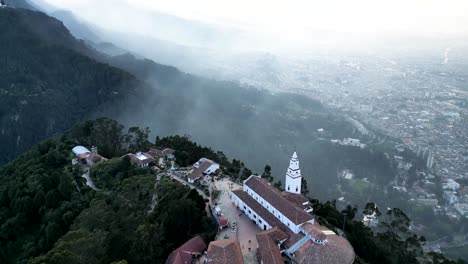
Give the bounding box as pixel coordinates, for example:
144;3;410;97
43;0;468;52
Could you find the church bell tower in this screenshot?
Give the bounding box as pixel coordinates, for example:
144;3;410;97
285;152;302;194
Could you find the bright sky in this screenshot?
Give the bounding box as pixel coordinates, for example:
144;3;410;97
42;0;468;36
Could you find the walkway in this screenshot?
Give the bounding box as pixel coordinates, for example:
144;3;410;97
213;178;260;264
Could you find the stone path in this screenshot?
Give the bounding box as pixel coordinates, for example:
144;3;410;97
213;178;260;264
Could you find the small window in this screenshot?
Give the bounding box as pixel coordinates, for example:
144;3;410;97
248;210;251;214
259;219;262;224
296;187;298;192
254;215;257;219
244;206;246;209
287;223;289;227
288;186;290;191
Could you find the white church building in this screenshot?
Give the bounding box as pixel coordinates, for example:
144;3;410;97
231;152;313;234
230;152;356;264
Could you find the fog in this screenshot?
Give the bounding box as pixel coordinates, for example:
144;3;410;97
40;0;468;53
15;1;467;257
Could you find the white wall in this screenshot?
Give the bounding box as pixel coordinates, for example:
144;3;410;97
231;193;272;231
204;163;220;174
242;184;304;234
285;175;301;194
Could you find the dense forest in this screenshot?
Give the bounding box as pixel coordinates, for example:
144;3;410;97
0;7;146;164
0;118;215;264
312;200;467;264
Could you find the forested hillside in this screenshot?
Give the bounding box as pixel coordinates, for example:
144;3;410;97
0;118;215;264
0;6;409;207
0;118;465;264
0;8;145;164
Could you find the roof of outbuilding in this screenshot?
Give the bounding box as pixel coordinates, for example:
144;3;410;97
72;146;90;155
207;238;244;264
256;230;284;264
301;222;327;240
294;225;355;264
165;236;207;264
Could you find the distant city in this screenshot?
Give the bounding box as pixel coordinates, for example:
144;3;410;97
189;49;468;234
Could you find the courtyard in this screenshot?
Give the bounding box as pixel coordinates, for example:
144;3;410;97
213;178;261;264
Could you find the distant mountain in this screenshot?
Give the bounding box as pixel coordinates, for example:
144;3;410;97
86;41;128;56
0;8;146;164
50;9;100;42
3;0;37;10
0;7;402;207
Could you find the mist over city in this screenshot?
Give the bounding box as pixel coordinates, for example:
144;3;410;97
0;0;467;263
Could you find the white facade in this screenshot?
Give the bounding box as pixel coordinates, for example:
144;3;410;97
231;181;313;234
204;163;220;174
285;152;302;194
231;193;274;231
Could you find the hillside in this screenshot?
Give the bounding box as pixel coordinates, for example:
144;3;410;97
0;7;413;208
0;7;146;164
3;0;37;10
0;118;465;264
0;118;217;264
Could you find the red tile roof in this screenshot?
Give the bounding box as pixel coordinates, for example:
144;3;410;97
232;189;306;248
128;152;155;166
148;148;164;157
256;230;284;264
232;190;287;232
294;226;355;264
281;192;309;208
188;159;216;180
165;236;207;264
260;227;288;242
207;238;244;264
162;148;175;155
219;218;228;227
301;222;327;240
244;176;313;225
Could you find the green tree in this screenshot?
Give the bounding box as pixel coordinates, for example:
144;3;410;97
301;177;309;196
273;180;283;191
261;164;272;182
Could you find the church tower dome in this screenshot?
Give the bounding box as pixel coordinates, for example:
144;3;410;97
285;152;302;194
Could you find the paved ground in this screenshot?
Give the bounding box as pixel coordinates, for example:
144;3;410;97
213;178;260;264
166;174;261;263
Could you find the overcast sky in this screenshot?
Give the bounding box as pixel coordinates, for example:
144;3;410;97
42;0;468;35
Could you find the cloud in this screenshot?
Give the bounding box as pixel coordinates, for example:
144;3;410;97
44;0;468;36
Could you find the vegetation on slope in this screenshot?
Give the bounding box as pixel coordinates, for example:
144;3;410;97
0;7;401;207
0;118;215;264
0;8;144;164
312;200;467;264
